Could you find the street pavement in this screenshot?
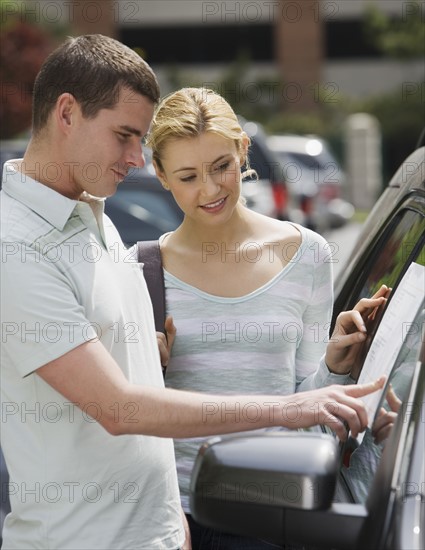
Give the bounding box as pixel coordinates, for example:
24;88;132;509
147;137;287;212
322;221;364;281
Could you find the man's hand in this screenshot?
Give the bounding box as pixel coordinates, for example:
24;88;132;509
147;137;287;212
325;285;390;377
292;376;386;441
156;316;176;369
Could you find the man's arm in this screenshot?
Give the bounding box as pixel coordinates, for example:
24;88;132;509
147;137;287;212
37;339;385;441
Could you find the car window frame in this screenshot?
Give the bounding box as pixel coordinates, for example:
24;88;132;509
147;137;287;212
332;194;425;332
337;295;424;504
327;194;424;505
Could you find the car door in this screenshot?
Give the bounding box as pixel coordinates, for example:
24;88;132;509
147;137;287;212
328;187;424;481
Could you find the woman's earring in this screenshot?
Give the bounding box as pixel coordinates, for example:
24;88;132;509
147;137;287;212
158;174;170;190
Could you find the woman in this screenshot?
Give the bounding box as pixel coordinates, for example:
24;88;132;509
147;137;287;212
146;87;387;549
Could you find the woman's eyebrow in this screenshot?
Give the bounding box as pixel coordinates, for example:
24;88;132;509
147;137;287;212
172;155;229;174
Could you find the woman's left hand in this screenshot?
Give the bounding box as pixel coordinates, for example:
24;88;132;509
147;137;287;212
157;316;177;369
325;285;390;377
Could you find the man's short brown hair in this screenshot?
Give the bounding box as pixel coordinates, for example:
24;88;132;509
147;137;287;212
32;34;160;134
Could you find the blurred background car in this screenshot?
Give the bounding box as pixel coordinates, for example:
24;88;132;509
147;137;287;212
267;133;355;232
239;116;291;222
104;160;183;247
0;140;29;172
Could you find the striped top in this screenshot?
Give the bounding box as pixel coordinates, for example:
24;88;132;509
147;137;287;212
163;224;347;511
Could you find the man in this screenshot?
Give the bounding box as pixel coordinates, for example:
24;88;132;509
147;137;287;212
0;34;384;550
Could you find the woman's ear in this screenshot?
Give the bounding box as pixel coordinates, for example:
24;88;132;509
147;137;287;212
153;160;170;190
240;133;250;165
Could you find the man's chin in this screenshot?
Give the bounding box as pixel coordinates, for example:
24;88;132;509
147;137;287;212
99;181;122;199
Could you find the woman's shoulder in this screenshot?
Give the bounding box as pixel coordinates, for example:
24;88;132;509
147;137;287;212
251;213;334;268
251;211;327;245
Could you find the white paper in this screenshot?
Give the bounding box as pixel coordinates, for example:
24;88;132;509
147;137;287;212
356;262;424;441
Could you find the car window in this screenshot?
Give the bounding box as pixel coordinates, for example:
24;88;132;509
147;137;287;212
356;210;424;300
329;205;424;504
332;211;424;375
338;293;424;504
333;207;425;329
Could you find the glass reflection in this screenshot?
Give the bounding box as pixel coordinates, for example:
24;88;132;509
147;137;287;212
340;302;424;503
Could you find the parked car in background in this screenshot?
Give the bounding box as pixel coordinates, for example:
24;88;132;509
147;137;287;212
104;160;183;246
0;139;29;173
190;143;425;550
267;133;354;232
238;117;291;222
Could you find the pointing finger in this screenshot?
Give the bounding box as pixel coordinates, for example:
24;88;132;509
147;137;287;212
345;376;386;398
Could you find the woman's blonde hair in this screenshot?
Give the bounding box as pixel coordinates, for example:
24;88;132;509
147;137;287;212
147;87;253;179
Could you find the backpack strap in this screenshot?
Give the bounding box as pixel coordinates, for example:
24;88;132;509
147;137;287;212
137;240;166;335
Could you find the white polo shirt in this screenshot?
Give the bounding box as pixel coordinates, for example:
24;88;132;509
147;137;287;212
0;160;184;549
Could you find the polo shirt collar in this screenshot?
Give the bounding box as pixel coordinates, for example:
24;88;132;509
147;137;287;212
1;159;105;231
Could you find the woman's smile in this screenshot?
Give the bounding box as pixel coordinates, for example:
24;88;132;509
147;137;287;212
199;196;228;213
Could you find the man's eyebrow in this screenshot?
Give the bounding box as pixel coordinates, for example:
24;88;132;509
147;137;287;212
118;125;142;137
173;154;229;174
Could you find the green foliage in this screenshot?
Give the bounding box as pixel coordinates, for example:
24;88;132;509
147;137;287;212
164;55;423;183
0;0;68;138
363;1;425;59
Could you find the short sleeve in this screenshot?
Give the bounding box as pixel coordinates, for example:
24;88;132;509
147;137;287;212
1;242;97;377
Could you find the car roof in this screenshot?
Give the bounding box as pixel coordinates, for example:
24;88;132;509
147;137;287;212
386;145;425;189
267;134;328;155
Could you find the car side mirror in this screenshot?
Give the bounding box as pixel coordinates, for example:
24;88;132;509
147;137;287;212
190;432;339;543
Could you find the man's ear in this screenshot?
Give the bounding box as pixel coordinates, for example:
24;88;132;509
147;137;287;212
55;93;78;133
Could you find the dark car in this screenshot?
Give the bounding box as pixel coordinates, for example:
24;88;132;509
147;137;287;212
104;163;184;246
0;140;29;172
190;144;425;550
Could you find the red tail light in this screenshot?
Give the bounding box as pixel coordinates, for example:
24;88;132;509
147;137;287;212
320;183;340;201
271;183;288;215
300;196;314;216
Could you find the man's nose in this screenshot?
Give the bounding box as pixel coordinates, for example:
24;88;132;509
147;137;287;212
127;142;145;168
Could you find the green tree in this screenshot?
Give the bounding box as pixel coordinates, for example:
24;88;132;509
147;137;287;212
364;1;425;59
362;1;425;178
0;0;58;138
